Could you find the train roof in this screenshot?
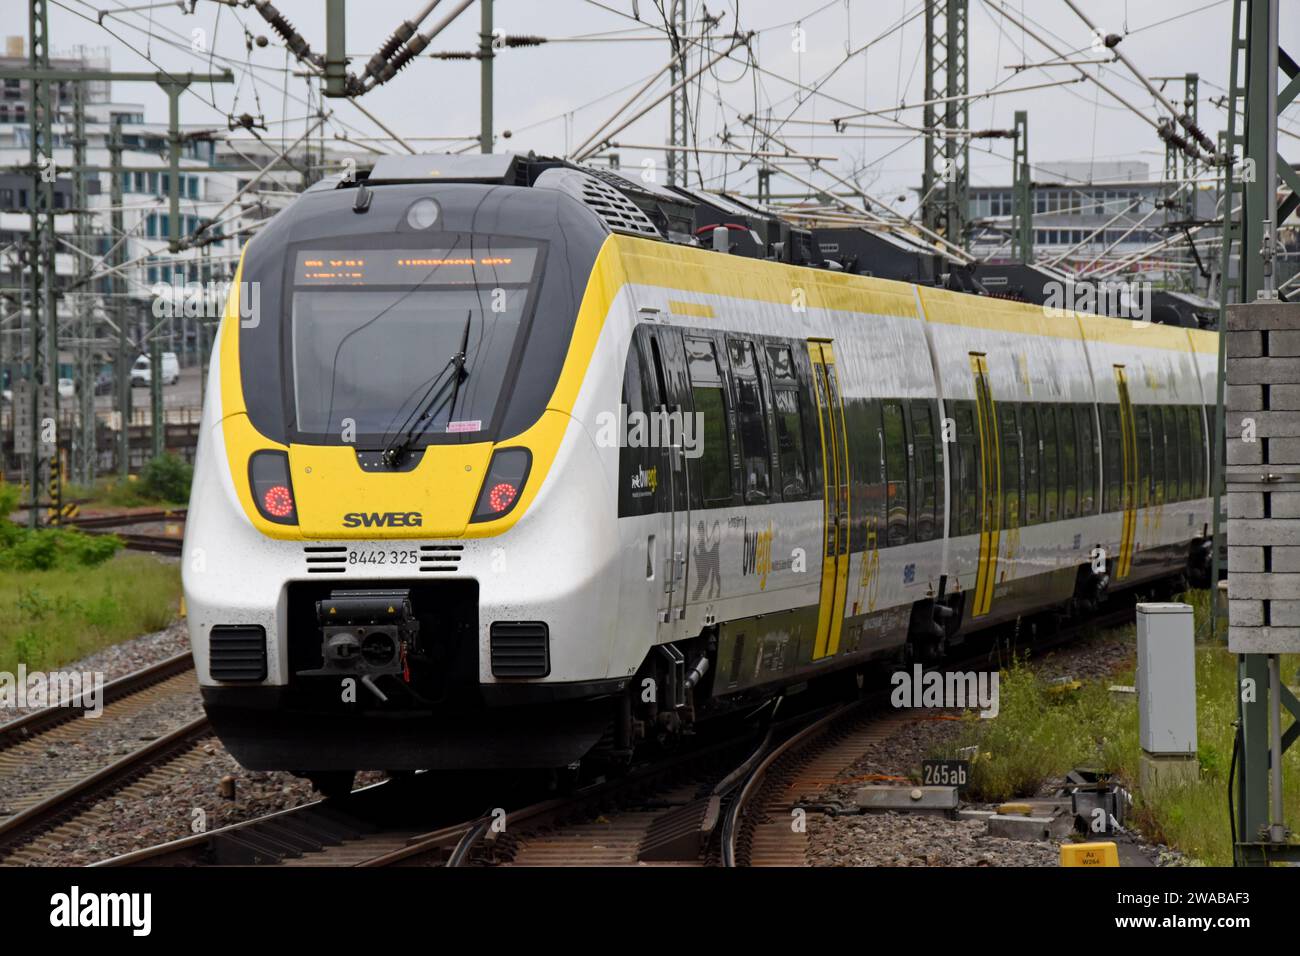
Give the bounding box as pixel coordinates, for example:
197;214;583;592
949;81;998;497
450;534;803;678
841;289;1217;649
304;152;1215;328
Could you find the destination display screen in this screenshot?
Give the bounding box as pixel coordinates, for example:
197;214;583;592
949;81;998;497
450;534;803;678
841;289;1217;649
293;246;538;286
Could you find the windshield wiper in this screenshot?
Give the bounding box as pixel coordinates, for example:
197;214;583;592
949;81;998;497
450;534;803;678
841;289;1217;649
381;311;473;468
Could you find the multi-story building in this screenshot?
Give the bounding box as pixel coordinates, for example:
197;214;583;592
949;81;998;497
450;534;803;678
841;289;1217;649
0;37;361;390
967;160;1219;288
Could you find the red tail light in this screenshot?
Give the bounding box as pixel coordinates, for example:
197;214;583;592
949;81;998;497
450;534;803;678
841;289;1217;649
249;450;298;525
487;482;518;513
471;448;531;522
262;485;295;518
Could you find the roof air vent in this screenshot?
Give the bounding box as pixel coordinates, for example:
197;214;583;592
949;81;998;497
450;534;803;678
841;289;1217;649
533;167;661;238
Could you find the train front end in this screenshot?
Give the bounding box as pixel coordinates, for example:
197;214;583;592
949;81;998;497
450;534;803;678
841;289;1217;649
182;171;625;777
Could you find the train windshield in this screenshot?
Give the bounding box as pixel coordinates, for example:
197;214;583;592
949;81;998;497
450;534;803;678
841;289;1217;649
288;240;542;444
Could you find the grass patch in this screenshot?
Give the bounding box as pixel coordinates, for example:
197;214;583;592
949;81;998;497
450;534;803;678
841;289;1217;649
65;454;193;510
0;552;180;674
938;655;1136;803
933;591;1300;865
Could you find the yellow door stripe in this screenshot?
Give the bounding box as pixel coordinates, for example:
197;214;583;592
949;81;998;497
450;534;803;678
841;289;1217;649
807;341;851;660
826;348;851;657
809;344;836;661
969;354;1000;617
1114;367;1136;579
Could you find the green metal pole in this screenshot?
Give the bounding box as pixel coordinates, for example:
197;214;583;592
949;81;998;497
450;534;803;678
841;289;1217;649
1012;110;1031;264
324;0;348;98
27;0;57;528
480;0;493;154
150;338;163;459
109;120;131;482
165;83;184;253
72;80;95;491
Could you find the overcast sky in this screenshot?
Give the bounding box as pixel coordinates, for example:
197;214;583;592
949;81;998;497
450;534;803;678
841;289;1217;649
32;0;1300;213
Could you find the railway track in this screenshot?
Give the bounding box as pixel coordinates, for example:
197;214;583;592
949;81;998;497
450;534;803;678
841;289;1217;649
0;653;207;862
64;509;188;530
60;508;187;555
94;592;1151;868
96;726;760;868
718;602;1144;868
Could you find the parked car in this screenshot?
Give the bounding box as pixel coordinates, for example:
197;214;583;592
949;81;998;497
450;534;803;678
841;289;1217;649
57;378;75;399
131;352;180;387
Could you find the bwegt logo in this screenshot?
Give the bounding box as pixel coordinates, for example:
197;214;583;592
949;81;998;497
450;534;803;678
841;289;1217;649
151;278;259;325
1042;279;1152;324
594;404;705;459
890;665;1000;718
0;666;104;718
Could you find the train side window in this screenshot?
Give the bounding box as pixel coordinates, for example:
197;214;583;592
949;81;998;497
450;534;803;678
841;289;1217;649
999;403;1021;530
1190;406;1205;498
766;346;809;501
686;335;722;381
1163;405;1180;503
882;401;910;546
1146;406;1164;505
1077;405;1096;515
685;336;732;507
1102;404;1122;512
1132;405;1149;508
1058;403;1078;520
911;400;939;542
1206;403;1224;496
953;403;979;536
771;388;809;500
617;339;655;517
1177;405;1193;501
728;338;771;504
845;397;885;551
1022;403;1041;524
1040;404;1059;522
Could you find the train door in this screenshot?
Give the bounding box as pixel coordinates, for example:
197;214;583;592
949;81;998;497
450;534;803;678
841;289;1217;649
637;325;691;630
807;340;851;660
1114;365;1137;579
969;354;1001;618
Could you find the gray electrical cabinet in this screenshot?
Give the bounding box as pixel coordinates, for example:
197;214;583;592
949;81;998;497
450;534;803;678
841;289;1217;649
1136;603;1198;755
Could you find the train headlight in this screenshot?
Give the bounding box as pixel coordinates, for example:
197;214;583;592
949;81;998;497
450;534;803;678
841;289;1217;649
470;447;531;522
406;197;440;230
249;450;298;525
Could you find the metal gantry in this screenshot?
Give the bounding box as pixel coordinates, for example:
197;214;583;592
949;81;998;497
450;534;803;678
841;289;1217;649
108;118;131;483
25;0;57;527
1011;110;1032;265
1;40;233;488
71;80;96;490
1213;0;1300;867
667;0;689;187
1162;74;1201;292
922;0;969;251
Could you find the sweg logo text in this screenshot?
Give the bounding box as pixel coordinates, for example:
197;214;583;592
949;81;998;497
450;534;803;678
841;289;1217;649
342;512;424;528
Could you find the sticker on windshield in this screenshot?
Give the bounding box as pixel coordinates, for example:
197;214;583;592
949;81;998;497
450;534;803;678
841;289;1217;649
447;420;482;433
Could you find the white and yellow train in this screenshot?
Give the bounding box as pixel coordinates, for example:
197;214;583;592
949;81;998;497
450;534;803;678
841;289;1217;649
183;154;1217;791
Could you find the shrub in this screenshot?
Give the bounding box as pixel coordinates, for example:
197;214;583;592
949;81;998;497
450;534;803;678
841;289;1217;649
139;454;194;503
0;482;124;572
